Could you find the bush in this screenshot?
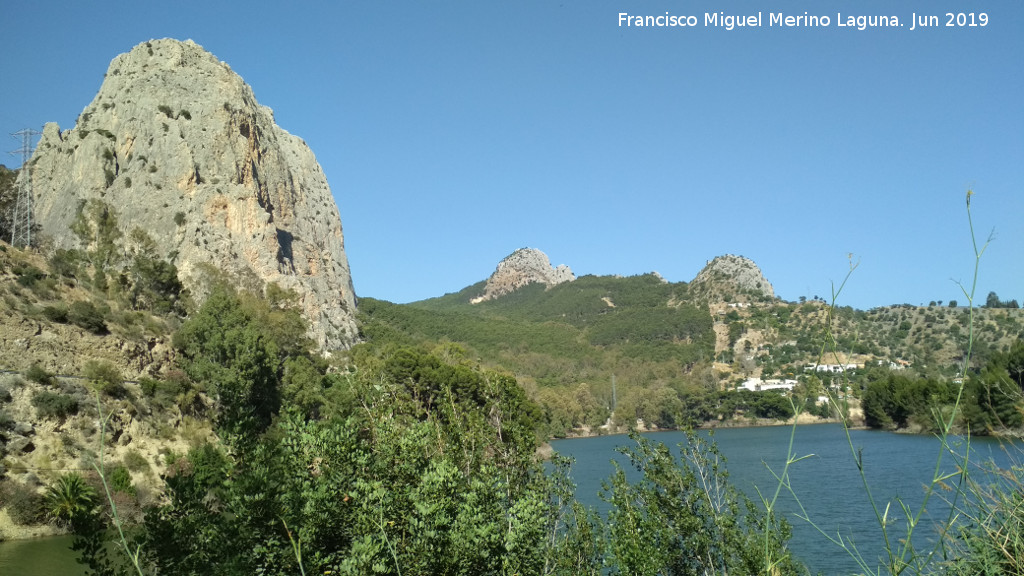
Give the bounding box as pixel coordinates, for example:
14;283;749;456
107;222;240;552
0;409;14;429
1;480;45;525
32;390;79;420
13;264;46;288
41;305;69;323
68;300;107;334
83;360;125;397
109;465;134;495
122;449;150;474
139;376;159;397
25;363;56;386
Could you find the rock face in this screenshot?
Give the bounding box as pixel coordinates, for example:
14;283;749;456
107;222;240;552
28;39;357;350
690;254;774;302
471;248;574;303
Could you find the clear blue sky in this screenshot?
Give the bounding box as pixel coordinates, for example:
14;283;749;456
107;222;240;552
3;1;1021;310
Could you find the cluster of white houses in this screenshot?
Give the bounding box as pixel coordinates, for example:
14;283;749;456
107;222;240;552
739;378;799;392
738;377;831;406
804;363;858;373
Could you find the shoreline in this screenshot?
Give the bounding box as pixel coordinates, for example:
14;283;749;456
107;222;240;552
0;510;65;542
548;414;852;442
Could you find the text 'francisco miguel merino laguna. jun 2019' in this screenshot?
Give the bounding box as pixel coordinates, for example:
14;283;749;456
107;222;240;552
617;11;990;31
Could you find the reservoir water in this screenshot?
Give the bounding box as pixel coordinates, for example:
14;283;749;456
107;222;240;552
551;423;1020;575
2;424;1017;575
0;534;82;576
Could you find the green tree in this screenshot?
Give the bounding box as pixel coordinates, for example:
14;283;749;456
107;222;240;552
173;287;287;440
134;352;564;576
126;228;186;315
963;339;1024;431
71;199;122;290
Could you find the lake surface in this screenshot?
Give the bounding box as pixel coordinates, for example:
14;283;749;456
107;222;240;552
3;424;1017;575
0;534;83;576
551;424;1020;576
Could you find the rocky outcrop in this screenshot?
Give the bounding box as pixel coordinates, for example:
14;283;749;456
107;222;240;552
28;39;357;350
471;248;574;303
690;254;774;302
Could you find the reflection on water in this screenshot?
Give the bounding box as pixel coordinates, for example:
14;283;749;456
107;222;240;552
0;534;84;576
551;424;1020;576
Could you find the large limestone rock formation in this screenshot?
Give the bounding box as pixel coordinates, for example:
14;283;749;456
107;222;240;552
28;39;357;350
471;248;574;303
690;254;775;302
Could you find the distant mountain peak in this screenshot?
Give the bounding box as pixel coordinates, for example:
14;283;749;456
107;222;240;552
471;248;574;304
690;254;774;302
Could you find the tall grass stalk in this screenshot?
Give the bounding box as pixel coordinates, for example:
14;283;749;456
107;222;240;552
283;519;309;576
761;191;993;575
92;393;146;576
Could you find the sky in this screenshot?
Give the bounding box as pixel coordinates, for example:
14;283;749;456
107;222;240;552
2;1;1021;310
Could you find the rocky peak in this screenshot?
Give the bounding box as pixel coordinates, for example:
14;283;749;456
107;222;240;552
690;254;774;302
28;39;357;350
471;248;574;304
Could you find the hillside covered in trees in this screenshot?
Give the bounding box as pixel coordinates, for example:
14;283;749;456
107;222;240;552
357;267;1024;436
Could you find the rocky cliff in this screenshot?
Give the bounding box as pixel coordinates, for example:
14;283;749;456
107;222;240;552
690;254;775;302
471;248;574;303
28;39;357;351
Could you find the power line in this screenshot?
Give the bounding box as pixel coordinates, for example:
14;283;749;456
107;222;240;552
9;128;41;248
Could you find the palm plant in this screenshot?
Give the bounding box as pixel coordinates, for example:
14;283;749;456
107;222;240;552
45;472;97;526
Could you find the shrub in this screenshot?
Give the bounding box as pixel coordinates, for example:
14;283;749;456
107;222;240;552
174;212;186;226
32;390;79;420
68;300;107;334
109;465;134;495
122;449;150;474
25;363;56;386
178;109;191;120
42;305;69;323
139;376;159;397
14;264;46;288
1;480;45;525
158;104;174;118
83;360;125;397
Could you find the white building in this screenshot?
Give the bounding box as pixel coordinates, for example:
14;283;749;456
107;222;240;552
739;378;798;392
804;363;858;373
